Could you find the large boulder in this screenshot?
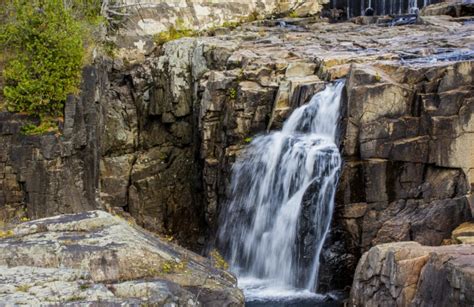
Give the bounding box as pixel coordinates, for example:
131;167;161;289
0;211;243;306
350;242;474;307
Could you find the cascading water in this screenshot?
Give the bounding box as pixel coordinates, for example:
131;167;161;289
218;82;344;304
330;0;440;17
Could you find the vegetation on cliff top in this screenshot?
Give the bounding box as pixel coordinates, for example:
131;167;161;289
0;0;102;134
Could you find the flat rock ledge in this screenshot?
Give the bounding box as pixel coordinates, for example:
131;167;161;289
350;241;474;307
0;211;244;306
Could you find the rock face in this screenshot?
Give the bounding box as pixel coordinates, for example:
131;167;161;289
421;1;474;18
350;242;474;307
108;0;329;56
0;210;243;306
0;66;103;223
1;2;473;294
332;59;474;290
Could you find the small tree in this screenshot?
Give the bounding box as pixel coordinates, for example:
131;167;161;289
0;0;86;133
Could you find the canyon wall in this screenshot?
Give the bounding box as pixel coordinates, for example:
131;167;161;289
0;1;472;295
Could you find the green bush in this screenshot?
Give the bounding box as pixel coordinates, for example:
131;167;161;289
0;0;93;131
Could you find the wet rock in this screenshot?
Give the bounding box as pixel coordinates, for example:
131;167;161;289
350;242;474;307
0;211;243;306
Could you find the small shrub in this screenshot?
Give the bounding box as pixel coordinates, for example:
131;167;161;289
21;120;58;136
0;0;103;133
228;88;237;99
244;137;253;144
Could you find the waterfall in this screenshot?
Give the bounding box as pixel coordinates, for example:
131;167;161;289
330;0;441;17
409;0;419;14
218;82;344;301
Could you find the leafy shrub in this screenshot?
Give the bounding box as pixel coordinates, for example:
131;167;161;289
0;0;97;132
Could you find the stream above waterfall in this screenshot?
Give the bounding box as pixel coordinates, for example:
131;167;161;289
218;82;345;305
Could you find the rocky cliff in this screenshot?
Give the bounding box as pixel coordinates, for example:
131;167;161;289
0;1;473;302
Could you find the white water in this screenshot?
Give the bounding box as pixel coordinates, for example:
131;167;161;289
336;0;437;16
408;0;419;14
218;82;344;301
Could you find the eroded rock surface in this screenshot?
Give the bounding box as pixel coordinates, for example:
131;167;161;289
350;242;474;307
0;210;243;306
107;0;329;55
0;3;473;293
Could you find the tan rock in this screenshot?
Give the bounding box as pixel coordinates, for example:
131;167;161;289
350;242;474;306
452;222;474;243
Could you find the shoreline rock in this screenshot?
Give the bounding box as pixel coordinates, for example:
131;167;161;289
0;210;243;306
350;241;474;306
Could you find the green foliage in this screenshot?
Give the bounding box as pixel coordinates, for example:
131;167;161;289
160;259;188;274
0;0;102;133
154;19;197;46
102;40;118;58
21;120;58;135
79;283;91;291
244;137;253;144
222;21;241;29
66;295;86;302
289;11;299;18
228;88;237;99
1;0;85;120
374;72;382;82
